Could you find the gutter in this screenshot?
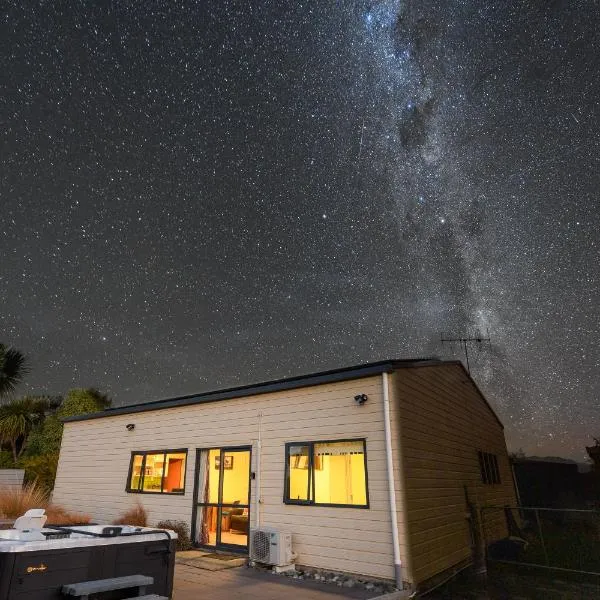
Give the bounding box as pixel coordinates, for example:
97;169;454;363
382;371;403;590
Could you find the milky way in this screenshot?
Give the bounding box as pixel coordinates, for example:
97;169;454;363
1;1;599;459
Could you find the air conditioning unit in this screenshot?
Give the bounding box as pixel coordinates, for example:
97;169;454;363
249;527;294;567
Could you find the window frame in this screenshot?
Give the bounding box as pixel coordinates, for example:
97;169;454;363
478;450;501;485
283;438;370;509
126;448;188;495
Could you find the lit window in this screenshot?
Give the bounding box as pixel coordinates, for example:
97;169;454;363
127;449;187;494
478;450;500;485
284;439;369;507
287;445;311;502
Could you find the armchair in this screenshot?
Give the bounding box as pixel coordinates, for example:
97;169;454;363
229;501;249;534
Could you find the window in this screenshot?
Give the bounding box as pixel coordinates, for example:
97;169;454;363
127;449;187;494
478;450;500;484
284;439;369;507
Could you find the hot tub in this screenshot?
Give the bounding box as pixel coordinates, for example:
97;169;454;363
0;524;177;599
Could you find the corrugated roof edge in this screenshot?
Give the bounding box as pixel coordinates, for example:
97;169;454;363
62;358;503;429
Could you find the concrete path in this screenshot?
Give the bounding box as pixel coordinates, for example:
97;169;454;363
173;563;380;600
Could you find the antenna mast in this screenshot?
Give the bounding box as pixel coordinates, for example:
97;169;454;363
440;330;490;374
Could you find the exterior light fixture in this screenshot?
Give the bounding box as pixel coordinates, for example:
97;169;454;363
354;394;368;405
126;423;135;431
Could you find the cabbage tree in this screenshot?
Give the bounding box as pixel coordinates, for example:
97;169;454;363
0;344;28;399
0;397;47;464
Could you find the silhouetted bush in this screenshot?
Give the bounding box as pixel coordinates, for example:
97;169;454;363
156;519;192;550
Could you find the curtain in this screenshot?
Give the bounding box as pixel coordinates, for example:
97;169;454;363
196;450;211;545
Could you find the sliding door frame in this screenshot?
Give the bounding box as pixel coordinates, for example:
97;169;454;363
191;445;252;553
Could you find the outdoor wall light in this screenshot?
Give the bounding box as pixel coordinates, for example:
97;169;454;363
126;423;135;431
354;394;368;405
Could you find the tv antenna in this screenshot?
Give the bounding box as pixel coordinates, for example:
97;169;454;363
440;330;491;374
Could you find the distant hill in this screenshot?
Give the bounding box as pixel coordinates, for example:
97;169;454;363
514;455;592;473
526;456;577;463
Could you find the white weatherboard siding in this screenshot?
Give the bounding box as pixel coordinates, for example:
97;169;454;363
395;365;517;586
53;376;400;580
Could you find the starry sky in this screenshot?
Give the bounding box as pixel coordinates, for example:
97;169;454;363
1;1;599;460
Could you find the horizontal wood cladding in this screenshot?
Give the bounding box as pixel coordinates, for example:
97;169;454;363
412;547;470;584
53;363;509;585
394;365;516;586
261;511;399;532
53;375;399;581
297;555;394;581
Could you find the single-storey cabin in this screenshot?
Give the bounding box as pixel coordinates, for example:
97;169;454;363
53;359;516;591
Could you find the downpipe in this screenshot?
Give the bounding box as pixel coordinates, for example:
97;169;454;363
255;411;263;528
382;371;403;589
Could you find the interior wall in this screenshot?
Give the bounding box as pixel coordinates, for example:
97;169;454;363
221;450;250;504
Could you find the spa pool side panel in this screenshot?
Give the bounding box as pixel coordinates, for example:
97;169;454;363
0;538;176;600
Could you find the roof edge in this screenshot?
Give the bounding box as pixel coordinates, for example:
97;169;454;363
453;361;505;430
63;358;444;423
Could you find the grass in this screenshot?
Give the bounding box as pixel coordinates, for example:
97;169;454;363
112;501;148;527
520;520;600;573
0;482;49;519
427;564;600;600
0;482;91;525
483;508;600;574
45;504;91;525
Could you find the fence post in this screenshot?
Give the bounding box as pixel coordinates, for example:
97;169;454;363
534;509;550;566
468;502;487;577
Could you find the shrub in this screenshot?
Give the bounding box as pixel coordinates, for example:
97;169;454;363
25;416;63;456
112;501;148;527
156;519;193;550
45;504;91;526
19;453;59;493
0;482;48;519
24;389;112;459
0;450;13;468
57;389;111;418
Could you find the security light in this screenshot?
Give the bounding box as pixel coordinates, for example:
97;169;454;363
354;394;368;405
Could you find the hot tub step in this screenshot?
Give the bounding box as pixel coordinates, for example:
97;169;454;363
62;574;154;597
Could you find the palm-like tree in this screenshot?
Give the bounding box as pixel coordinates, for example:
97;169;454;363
0;344;28;399
0;397;46;464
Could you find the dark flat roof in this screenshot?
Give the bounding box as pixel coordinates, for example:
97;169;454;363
63;358;448;422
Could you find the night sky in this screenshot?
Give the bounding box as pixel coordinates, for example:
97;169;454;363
2;1;599;460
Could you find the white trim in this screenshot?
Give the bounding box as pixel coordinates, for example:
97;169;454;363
382;371;403;588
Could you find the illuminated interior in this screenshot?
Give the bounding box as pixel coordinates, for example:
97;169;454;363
130;455;144;490
196;448;251;548
128;451;186;493
287;440;367;506
288;445;310;501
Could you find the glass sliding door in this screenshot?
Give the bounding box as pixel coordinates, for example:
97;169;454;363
194;446;251;551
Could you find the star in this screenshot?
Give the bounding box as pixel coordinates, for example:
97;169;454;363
0;0;598;460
